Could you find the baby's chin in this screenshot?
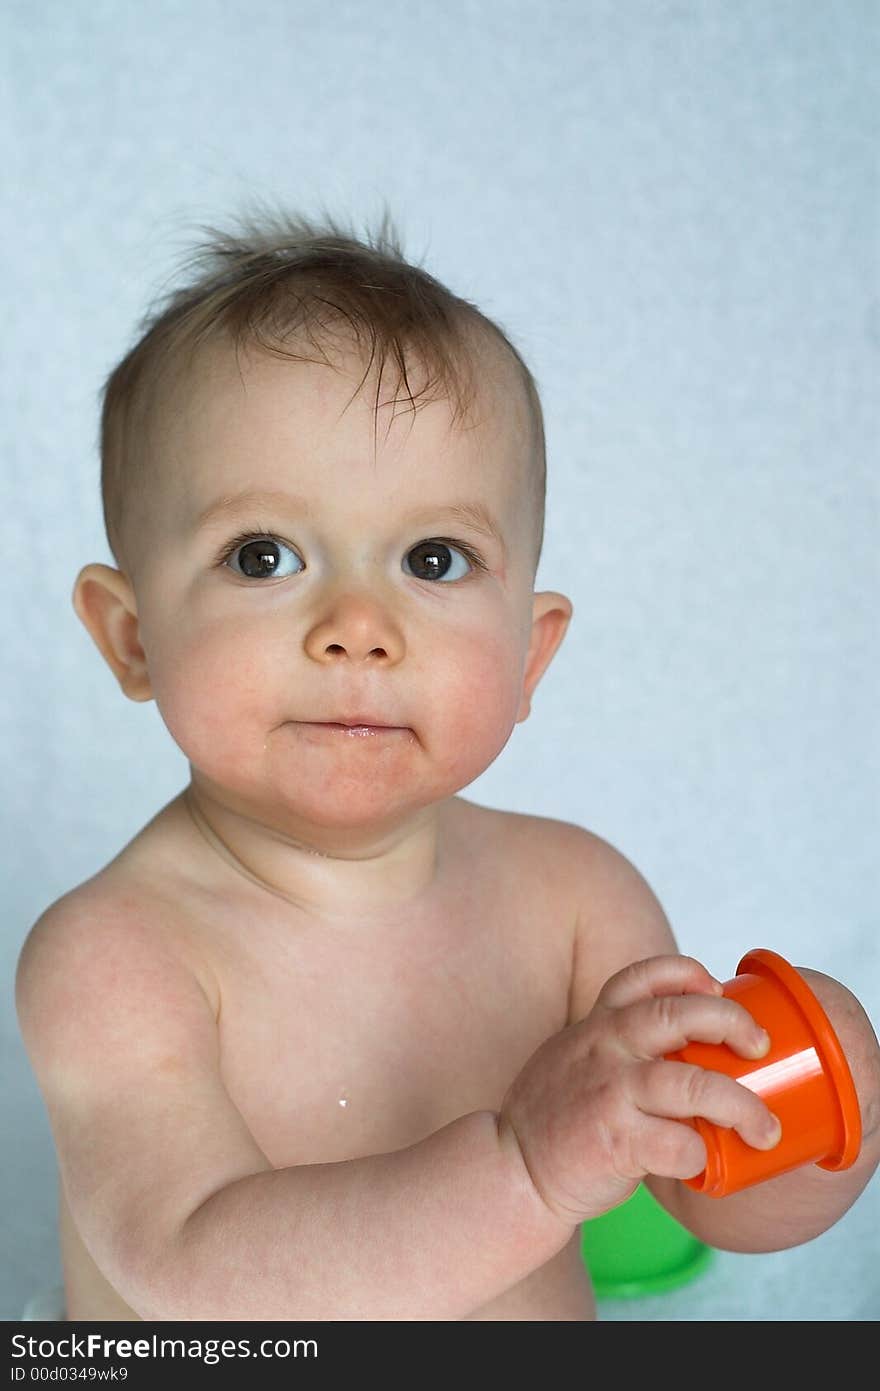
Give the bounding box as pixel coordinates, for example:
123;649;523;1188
188;723;498;832
265;791;432;837
233;768;459;840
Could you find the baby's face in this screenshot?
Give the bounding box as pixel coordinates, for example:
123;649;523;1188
130;335;554;831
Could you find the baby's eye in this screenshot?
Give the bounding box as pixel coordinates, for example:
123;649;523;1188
403;539;476;582
223;535;304;581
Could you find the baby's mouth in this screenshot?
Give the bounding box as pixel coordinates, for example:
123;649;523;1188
294;719;412;739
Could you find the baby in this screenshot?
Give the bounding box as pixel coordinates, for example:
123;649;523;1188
16;207;880;1321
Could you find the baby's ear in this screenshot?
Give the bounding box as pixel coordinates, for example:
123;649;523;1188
72;564;154;703
516;591;573;723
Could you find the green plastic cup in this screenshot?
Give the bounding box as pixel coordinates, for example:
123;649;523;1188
580;1183;713;1298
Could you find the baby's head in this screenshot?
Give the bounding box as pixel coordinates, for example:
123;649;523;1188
74;204;572;832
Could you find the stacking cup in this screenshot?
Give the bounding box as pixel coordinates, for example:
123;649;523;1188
580;1182;712;1297
666;948;862;1198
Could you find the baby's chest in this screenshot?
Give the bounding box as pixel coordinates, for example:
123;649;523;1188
206;893;573;1168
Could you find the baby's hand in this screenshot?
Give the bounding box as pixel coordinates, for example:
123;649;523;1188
498;954;782;1226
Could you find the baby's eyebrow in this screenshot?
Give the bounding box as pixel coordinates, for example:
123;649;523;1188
193;488;506;552
194;489;312;530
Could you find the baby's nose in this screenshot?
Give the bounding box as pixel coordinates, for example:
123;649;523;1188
303;592;405;664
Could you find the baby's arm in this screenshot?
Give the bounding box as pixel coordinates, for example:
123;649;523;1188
537;828;880;1251
648;967;880;1251
15;895;570;1322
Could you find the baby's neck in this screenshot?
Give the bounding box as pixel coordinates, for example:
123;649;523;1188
182;782;450;921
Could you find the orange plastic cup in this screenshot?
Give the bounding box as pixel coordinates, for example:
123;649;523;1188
665;948;862;1198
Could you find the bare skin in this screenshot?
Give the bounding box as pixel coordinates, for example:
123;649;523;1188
32;790;880;1321
48;791;595;1320
18;332;595;1320
17;333;880;1321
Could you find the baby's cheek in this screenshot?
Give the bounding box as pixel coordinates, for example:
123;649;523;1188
148;627;267;778
433;632;523;779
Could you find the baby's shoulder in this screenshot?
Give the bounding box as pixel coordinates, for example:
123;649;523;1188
460;798;669;926
16;877;123;990
16;869;218;1051
455;795;599;868
464;803;678;1019
555;823;677;1022
459;798;652;899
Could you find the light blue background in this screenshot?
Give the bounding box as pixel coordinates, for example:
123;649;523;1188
2;0;877;1320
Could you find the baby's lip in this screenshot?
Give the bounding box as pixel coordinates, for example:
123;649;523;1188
311;716;405;728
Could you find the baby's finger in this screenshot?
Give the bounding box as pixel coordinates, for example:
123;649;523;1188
614;991;770;1061
628;1112;709;1182
598;955;723;1011
632;1059;782;1152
